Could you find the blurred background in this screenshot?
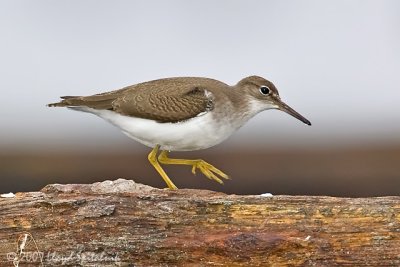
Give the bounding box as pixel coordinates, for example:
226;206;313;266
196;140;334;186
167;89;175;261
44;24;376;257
1;0;399;196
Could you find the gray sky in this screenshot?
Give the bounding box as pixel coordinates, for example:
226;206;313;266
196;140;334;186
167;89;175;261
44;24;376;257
1;0;399;150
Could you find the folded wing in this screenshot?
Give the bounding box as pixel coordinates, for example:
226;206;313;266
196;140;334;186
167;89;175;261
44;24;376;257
48;79;214;123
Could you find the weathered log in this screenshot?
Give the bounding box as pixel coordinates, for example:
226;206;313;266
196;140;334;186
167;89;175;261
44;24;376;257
0;179;399;266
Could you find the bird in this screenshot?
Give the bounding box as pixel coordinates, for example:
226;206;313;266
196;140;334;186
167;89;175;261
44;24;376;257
48;75;311;189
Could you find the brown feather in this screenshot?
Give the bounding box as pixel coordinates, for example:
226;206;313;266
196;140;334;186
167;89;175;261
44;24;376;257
47;77;224;123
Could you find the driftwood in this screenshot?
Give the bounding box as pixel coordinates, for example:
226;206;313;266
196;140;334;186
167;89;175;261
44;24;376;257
0;179;399;266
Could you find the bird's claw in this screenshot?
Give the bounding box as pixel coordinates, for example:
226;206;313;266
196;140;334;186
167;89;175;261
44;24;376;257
191;160;229;184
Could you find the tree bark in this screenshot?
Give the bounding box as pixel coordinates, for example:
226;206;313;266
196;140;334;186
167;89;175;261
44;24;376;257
0;179;399;266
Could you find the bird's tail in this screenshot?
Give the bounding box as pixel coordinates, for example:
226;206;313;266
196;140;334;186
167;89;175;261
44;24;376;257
47;96;81;107
48;93;116;110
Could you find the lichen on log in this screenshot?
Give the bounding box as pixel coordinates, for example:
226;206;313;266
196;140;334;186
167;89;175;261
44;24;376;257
0;178;399;266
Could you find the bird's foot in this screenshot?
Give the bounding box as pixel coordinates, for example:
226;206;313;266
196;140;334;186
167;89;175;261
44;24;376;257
190;160;230;184
157;150;230;185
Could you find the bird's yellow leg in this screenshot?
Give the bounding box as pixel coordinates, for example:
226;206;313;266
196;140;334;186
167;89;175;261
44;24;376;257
148;145;178;190
158;151;229;184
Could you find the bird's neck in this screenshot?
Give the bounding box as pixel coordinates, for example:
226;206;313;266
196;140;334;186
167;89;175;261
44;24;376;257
222;95;266;130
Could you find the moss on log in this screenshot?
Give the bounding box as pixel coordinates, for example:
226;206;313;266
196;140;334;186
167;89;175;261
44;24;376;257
0;179;399;266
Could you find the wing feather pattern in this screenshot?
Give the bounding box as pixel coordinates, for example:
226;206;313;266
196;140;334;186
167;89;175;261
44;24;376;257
48;78;214;123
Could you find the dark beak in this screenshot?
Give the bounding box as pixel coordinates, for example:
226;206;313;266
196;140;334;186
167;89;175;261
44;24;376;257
276;100;311;126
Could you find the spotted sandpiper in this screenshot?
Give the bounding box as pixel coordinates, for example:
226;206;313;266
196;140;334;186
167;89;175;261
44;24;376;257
48;76;311;189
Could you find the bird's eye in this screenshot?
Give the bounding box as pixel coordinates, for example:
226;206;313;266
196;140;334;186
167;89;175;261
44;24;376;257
259;86;270;95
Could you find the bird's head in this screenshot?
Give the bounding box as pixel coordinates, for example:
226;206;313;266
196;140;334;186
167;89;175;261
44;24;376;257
237;76;311;126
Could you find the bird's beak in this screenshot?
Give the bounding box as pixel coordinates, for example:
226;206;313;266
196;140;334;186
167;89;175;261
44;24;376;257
275;99;311;126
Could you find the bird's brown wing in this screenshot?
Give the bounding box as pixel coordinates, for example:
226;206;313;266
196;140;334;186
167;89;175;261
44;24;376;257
49;78;215;123
112;82;214;123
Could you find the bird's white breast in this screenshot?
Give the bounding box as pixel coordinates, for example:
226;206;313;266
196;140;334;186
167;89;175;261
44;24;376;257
77;107;237;151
